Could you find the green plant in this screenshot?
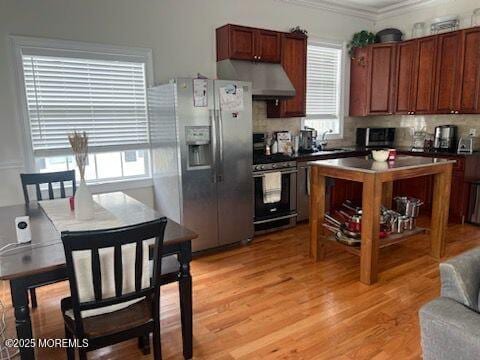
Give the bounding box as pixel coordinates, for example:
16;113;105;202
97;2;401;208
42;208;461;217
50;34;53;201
347;31;376;57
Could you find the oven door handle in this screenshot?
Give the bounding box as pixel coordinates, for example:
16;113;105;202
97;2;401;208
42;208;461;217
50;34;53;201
253;169;297;178
253;213;298;225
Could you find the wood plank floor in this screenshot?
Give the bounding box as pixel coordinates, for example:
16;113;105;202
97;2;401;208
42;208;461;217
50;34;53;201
2;220;480;359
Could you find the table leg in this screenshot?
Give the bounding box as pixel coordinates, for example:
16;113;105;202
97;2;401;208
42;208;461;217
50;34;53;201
10;278;35;360
360;175;382;285
179;241;193;359
309;167;326;261
382;181;393;209
430;165;453;259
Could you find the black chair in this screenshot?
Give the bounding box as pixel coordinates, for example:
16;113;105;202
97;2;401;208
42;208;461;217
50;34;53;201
61;218;168;360
20;170;77;308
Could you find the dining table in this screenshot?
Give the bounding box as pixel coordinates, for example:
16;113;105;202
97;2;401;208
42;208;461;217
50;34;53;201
0;192;197;360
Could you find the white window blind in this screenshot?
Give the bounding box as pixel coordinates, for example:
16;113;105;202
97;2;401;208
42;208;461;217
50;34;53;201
22;54;149;156
306;44;341;120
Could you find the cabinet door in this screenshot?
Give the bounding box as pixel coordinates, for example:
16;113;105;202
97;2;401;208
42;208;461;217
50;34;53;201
459;28;480;113
412;36;437;114
229;26;256;60
256;30;281;63
434;31;463;113
367;44;396;115
282;34;307;117
394;41;417;114
268;34;307;117
349;47;369;116
449;174;468;223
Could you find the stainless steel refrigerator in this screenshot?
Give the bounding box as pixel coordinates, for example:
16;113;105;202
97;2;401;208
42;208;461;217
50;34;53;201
149;78;253;252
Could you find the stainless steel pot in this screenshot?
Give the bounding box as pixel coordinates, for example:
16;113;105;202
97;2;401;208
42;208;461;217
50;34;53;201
394;197;424;218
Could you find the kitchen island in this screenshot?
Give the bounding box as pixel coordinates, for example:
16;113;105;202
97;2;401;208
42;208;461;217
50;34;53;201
309;156;455;285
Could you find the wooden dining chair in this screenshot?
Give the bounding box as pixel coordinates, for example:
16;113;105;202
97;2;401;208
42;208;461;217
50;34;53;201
61;218;168;360
20;170;77;308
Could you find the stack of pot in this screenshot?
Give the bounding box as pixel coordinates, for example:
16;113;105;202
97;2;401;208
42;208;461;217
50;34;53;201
392;197;423;233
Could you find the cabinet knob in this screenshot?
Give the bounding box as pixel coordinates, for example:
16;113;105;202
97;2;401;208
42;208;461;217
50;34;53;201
259;56;261;60
450;110;455;114
253;55;257;60
455;111;459;114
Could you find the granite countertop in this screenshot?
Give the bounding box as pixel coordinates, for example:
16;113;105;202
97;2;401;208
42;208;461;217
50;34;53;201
308;155;456;173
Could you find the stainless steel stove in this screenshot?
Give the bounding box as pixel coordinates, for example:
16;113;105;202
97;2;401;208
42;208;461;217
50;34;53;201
252;134;297;234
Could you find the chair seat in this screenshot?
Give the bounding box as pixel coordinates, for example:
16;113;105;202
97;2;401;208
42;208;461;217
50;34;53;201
63;298;153;338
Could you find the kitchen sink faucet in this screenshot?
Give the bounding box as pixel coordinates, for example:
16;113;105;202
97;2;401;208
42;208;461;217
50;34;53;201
319;129;333;150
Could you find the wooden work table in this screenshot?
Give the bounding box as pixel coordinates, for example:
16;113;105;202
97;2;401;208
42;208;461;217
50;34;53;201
309;155;455;285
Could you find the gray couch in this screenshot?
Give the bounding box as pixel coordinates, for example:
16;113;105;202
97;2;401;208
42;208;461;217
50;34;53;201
420;247;480;360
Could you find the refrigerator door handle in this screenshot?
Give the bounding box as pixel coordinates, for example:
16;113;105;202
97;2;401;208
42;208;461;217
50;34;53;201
210;109;217;184
216;109;224;182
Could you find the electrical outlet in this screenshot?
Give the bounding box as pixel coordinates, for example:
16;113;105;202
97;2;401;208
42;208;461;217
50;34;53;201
469;128;477;137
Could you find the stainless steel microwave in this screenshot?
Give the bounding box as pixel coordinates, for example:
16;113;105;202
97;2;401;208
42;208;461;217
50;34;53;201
356;128;395;148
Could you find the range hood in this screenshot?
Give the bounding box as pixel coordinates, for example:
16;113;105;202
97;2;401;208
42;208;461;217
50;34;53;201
217;59;296;99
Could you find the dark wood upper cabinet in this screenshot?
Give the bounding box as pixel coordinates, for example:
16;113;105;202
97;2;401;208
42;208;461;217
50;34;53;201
412;36;437;114
267;33;307;118
351;26;480;117
367;44;396;115
458;27;480;113
216;24;280;63
394;40;417;114
394;37;437;115
349;44;396;116
433;31;463;114
256;30;281;63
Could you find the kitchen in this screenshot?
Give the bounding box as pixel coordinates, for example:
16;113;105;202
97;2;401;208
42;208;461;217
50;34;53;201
2;1;480;359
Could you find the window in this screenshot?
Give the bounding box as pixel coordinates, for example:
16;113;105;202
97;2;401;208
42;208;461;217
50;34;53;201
304;41;344;138
11;37;153;184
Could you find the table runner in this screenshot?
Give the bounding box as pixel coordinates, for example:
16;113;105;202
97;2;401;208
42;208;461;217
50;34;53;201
39;198;122;232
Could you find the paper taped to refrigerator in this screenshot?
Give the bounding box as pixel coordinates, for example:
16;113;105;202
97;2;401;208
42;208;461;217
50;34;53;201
193;78;208;107
219;85;244;112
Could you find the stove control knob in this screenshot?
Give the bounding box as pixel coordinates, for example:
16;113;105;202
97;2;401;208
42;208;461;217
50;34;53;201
272;164;277;168
257;165;264;171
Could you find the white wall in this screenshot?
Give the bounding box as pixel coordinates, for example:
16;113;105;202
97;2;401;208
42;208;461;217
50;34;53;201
0;0;372;206
375;0;480;38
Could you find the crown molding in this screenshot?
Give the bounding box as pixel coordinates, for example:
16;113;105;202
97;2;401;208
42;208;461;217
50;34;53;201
277;0;377;20
278;0;444;21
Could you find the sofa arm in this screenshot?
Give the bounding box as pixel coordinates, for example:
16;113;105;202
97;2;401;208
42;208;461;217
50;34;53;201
440;247;480;312
420;297;480;360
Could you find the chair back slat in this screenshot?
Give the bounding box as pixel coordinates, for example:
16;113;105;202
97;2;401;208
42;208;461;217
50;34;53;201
20;170;76;203
35;184;42;201
61;218;167;337
114;245;123;297
60;181;66;198
135;240;143;292
91;248;102;301
47;182;54;200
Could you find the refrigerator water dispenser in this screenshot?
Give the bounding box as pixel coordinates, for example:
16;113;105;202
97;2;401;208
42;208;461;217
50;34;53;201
186;126;211;168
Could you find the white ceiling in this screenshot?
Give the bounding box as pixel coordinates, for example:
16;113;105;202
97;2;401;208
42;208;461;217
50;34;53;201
279;0;439;20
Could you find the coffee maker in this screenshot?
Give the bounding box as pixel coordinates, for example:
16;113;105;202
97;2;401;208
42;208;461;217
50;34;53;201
299;127;318;153
434;125;457;152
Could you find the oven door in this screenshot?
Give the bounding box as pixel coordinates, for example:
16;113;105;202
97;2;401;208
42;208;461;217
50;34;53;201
253;169;297;231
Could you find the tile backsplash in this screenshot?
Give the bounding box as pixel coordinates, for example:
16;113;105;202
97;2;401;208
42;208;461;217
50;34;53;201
356;114;480;149
253;99;480;150
252;101;302;134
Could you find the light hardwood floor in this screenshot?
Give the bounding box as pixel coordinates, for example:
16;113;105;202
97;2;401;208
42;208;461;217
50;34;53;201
2;220;480;359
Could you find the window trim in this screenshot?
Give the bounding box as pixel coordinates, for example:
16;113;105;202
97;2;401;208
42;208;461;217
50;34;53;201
303;38;347;140
9;36;154;178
